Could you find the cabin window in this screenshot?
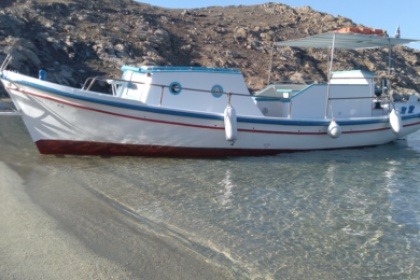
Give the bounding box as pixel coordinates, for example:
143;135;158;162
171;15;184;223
169;81;182;95
211;85;224;98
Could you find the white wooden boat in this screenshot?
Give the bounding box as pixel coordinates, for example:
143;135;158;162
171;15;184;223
1;29;419;157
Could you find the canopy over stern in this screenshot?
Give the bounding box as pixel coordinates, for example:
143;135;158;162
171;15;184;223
275;29;419;50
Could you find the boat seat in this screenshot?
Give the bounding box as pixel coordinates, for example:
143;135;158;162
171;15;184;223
400;106;407;114
408;105;415;113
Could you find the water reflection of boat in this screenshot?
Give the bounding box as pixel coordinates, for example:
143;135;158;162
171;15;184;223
1;28;419;157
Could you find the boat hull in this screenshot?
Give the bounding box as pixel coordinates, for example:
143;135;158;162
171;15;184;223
2;72;420;157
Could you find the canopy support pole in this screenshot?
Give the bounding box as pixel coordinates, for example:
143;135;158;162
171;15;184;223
324;33;336;119
267;43;275;85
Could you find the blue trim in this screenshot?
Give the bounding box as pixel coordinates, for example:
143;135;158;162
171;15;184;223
9;77;420;128
121;65;241;75
401;114;420;121
237;116;392;126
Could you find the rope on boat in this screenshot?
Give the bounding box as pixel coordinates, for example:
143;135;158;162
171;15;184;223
84;76;253;98
88;75;396;106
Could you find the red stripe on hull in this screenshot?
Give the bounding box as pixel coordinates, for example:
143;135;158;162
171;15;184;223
35;140;286;157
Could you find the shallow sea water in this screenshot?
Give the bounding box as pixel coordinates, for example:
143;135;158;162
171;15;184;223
1;117;419;279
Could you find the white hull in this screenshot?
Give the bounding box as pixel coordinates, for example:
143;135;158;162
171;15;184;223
2;71;420;157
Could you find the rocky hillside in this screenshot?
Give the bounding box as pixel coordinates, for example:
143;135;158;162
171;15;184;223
1;0;419;97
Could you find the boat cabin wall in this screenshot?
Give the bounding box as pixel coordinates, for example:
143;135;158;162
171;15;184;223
120;68;263;116
118;69;153;100
291;84;374;118
254;82;376;119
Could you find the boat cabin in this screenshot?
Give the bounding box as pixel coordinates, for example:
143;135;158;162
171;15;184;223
113;66;263;116
109;65;382;120
254;70;377;119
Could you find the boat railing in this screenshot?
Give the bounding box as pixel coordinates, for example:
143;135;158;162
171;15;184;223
79;75;401;118
329;95;392;108
81;76;125;97
81;76;100;91
81;76;253;99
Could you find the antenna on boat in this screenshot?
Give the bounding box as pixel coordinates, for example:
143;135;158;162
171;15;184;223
387;38;393;77
385;27;398;100
386;25;402;77
394;25;401;38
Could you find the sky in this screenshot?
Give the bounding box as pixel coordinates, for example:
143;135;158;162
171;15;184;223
137;0;420;49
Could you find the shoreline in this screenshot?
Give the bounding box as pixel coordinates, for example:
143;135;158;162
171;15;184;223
0;162;126;279
0;162;236;280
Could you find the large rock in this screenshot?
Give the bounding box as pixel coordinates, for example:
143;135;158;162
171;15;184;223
6;38;41;71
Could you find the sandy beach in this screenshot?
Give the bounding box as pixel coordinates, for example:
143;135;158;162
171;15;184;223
0;162;235;280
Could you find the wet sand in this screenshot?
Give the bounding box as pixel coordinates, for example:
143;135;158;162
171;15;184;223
0;162;236;280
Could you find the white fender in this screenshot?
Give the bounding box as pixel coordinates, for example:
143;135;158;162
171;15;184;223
327;120;341;139
389;109;402;134
224;103;237;142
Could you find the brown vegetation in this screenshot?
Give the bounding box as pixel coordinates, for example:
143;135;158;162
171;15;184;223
1;0;419;96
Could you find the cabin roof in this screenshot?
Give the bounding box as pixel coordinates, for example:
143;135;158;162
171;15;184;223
331;70;375;78
121;65;241;75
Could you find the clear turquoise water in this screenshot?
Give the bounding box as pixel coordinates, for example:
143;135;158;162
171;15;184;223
1;118;419;279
